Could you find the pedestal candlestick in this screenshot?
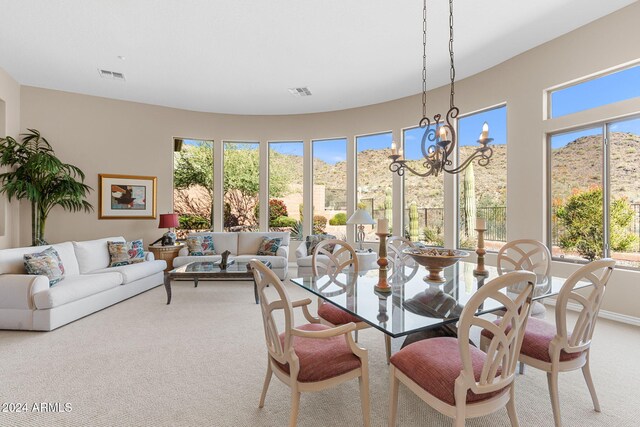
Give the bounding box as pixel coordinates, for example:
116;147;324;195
473;227;489;276
375;232;392;293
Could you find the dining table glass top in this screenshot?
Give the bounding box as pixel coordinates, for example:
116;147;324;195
290;261;582;338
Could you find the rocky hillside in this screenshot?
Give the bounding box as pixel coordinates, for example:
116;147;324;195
268;131;640;210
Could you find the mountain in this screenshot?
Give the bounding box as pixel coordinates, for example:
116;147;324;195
268;131;640;211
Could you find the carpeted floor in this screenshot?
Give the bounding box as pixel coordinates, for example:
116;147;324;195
1;276;639;427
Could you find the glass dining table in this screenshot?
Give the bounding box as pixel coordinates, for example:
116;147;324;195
290;261;581;339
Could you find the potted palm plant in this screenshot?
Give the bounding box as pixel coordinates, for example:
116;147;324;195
0;129;93;245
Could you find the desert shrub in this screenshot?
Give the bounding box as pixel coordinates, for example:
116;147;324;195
254;199;289;223
556;186;636;260
313;215;327;234
271;216;297;228
178;214;210;230
422;227;444;247
329;212;347;226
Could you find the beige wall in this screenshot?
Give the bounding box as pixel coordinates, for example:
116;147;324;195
10;2;640;318
0;67;21;248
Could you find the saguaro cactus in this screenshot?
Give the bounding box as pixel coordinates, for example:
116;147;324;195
409;201;419;242
384;187;393;229
462;163;476;239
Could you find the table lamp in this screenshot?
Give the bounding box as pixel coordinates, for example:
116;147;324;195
347;209;376;251
158;213;179;246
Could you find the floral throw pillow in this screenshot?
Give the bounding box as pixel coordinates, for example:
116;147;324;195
256;237;282;256
305;234;336;255
186;235;216;256
24;247;65;286
108;239;145;267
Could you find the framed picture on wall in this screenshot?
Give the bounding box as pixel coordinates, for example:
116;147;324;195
98;174;157;219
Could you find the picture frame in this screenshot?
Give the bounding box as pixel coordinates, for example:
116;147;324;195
98;174;157;219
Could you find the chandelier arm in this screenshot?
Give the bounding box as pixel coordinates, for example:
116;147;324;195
444;148;493;175
390;159;439;178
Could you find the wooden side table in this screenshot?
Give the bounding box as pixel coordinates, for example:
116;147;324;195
148;244;185;272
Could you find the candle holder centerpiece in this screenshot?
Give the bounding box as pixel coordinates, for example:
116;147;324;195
374;218;392;293
403;248;469;283
474;218;489;277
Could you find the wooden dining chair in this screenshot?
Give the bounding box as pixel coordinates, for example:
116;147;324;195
483;258;615;427
310;239;394;359
387;236;417;269
389;270;537;427
497;239;552;320
250;260;371;427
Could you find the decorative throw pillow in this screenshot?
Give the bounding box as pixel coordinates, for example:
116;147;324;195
24;247;65;286
107;239;145;267
306;234;336;255
256;237;282;256
186;235;216;256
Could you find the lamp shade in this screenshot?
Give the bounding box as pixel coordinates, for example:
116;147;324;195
159;213;179;229
346;209;375;225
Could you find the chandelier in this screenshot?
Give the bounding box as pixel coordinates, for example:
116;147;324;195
389;0;493;177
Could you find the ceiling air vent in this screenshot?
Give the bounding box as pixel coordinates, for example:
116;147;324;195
288;87;312;97
98;69;126;81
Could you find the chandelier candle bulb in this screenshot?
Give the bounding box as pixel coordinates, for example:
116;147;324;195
391;141;397;155
481;122;489;139
377;218;389;234
439;126;447;140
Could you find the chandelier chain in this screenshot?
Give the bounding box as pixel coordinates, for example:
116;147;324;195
449;0;455;109
422;0;427;121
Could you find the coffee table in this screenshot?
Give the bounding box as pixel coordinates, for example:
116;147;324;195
164;260;271;305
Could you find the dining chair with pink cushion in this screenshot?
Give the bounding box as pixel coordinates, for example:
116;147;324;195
497;239;552;320
482;258;615;427
389;270;537;427
250;260;371;427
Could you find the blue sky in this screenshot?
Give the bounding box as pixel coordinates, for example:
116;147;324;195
551;65;640;118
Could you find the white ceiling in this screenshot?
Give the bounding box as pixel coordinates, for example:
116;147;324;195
0;0;635;115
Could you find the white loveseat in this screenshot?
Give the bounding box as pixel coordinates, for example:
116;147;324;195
173;232;290;279
0;236;166;331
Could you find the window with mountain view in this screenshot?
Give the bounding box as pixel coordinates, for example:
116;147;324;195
457;105;507;251
173;139;214;238
268;141;303;239
551;117;640;268
403;126;444;246
312;138;347;240
550;64;640;118
356;131;393;241
223;141;259;232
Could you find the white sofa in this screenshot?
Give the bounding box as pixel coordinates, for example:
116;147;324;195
173;232;290;280
0;236;166;331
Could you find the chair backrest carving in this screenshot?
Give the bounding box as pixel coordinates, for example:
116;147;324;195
497;239;551;295
457;270;536;397
250;260;294;367
312;239;358;277
554;258;615;356
387;236;417;269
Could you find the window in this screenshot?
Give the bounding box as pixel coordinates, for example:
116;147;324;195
312;138;347;239
550;117;640;268
173;139;213;238
457;105;507;250
269;141;304;239
402;126;444;246
550;64;640;118
223;141;260;231
356;131;393;241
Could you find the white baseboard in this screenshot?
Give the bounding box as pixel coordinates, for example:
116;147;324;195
544;299;640;327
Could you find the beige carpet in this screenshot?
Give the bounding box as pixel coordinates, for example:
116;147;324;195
1;277;639;427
